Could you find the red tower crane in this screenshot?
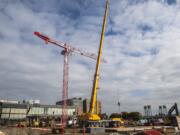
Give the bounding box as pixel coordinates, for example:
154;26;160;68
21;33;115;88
34;32;106;127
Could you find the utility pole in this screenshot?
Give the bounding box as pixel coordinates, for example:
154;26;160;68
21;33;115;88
117;101;121;114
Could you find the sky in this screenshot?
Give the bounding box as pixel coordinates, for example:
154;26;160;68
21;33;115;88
0;0;180;114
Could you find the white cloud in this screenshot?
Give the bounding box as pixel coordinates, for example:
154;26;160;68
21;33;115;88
1;0;180;115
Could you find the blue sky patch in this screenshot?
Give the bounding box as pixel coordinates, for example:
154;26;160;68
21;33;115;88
106;28;124;36
128;0;149;5
166;0;176;5
148;48;159;55
77;60;93;70
131;89;150;97
138;24;153;35
122;51;146;57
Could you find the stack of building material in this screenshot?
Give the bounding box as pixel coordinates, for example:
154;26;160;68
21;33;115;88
163;127;176;134
176;116;180;129
143;130;162;135
0;131;5;135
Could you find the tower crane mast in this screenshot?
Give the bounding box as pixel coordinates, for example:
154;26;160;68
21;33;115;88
34;32;106;127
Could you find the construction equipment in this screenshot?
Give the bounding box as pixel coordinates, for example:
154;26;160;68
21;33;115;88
51;122;65;134
78;0;109;127
164;103;179;127
109;117;124;127
34;31;106;128
168;103;179;116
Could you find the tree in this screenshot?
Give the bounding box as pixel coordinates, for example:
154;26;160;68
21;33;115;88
128;112;142;121
109;113;121;119
121;112;129;119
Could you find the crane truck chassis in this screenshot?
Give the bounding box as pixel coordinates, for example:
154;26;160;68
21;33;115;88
78;119;124;128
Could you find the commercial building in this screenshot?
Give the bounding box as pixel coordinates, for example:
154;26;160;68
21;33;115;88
0;101;27;124
56;97;83;115
0;99;76;124
83;98;101;114
27;104;75;117
56;97;102;115
0;102;27;120
0;97;102;124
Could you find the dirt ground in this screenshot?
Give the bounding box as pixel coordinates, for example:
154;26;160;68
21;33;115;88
0;127;110;135
2;126;180;135
0;127;43;135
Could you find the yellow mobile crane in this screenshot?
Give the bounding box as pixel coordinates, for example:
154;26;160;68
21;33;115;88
88;0;108;120
79;0;124;128
88;0;108;121
79;0;108;126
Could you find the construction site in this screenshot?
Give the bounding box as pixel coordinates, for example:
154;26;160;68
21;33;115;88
1;0;180;134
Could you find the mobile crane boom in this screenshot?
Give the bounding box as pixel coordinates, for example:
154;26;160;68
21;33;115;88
89;0;108;115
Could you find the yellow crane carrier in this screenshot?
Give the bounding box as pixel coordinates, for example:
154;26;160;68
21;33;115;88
78;0;124;128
